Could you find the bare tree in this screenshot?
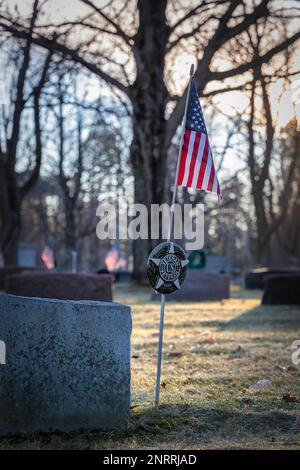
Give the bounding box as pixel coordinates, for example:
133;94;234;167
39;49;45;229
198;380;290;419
56;77;83;255
243;20;299;263
45;70;130;265
274;119;300;263
0;0;52;263
1;0;299;277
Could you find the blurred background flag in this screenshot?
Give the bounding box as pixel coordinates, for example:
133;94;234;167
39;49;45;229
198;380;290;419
41;245;55;270
177;79;221;199
105;245;119;272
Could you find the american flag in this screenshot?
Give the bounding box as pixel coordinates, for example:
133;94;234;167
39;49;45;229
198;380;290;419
41;245;55;270
105;245;119;272
177;79;221;198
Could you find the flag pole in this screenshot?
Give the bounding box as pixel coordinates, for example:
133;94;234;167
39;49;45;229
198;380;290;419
155;64;194;406
155;293;165;405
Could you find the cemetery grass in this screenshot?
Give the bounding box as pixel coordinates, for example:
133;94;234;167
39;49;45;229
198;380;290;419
1;285;300;450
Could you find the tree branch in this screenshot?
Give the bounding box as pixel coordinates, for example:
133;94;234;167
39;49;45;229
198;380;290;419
80;0;132;44
0;20;131;97
166;26;299;150
209;30;300;81
21;50;53;197
6;0;39;179
165;0;269;148
169;0;222;33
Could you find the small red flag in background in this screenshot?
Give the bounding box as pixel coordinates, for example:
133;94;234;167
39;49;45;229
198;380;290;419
41;245;55;270
105;246;119;272
105;246;127;272
177;79;221;199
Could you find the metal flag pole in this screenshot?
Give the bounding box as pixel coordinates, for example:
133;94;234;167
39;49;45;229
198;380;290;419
155;64;194;406
155;293;165;405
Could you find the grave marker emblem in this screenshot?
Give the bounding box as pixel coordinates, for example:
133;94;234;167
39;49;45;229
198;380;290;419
147;241;188;294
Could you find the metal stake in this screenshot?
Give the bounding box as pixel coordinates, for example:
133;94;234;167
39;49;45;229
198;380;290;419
155;293;165;405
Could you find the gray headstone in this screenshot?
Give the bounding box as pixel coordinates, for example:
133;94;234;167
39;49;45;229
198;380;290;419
0;294;131;435
18;243;37;267
153;271;230;301
204;255;231;274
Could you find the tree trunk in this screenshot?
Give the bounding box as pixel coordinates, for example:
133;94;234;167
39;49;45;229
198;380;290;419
64;197;77;253
0;193;21;265
130;0;169;280
58;88;83;264
248;75;273;264
0;26;51;266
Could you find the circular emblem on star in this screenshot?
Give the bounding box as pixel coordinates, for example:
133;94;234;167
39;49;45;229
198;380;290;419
147;241;188;294
159;254;181;282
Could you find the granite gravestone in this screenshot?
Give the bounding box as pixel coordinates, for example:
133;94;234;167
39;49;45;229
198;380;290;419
0;294;131;435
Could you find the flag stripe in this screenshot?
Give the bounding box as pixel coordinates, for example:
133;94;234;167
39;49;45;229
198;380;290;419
212;172;218;193
196;137;209;188
186;132;201;186
177;130;191;186
207;161;216;192
201;148;213;189
191;133;206;188
182;131;196;187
